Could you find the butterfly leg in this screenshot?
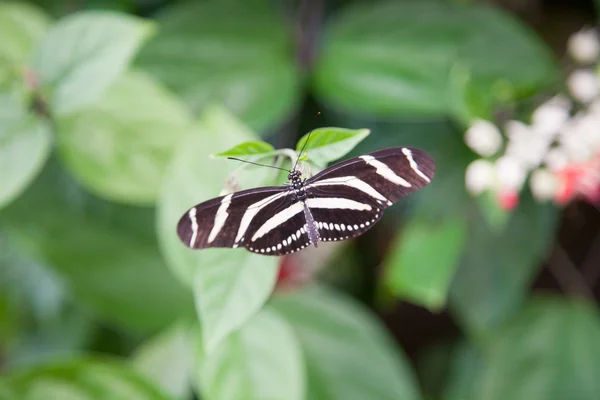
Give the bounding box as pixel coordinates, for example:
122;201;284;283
302;201;320;247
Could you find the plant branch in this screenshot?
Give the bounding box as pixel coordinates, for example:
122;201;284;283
547;244;595;301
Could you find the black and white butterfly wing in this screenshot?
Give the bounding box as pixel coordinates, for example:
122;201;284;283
304;146;435;241
177;186;287;250
177;185;312;256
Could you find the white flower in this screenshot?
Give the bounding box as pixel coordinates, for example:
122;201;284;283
465;159;495;195
545;148;569;170
573;111;600;151
531;96;571;137
530;168;559;201
505;129;552;169
560;129;592;161
495;156;526;190
567;28;600;64
567;69;600;103
504;120;530;140
464;119;503;157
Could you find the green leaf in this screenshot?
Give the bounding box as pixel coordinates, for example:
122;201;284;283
476;190;511;232
194;252;279;354
0;2;50;85
196;309;305;400
132;321;194;400
475;295;600;400
416;340;482;400
0;160;194;334
213;140;276;159
383;214;467;311
135;1;300;130
31;10;154;115
0;88;51;210
296;127;370;167
449;194;559;337
157;106;279;352
313;1;557;118
271;284;422;400
0;357;175;400
56;70;191;205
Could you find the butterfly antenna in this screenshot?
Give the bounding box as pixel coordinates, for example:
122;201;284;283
226;157;291;173
293;111;321;172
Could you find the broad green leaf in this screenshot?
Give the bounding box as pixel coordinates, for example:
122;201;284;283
31;11;154;115
0;89;51;210
416;340;482;400
196;309;305;400
213;141;276;159
194;252;279;353
449;194;559;337
0;357;175;400
132;321;194;399
0;2;50;85
296;127;370;167
0;160;194;334
313;1;557;118
0;240;94;369
157;106;279;352
271;284;421;400
383;214;467;311
135;1;300;130
56;70;191;205
475;295;600;400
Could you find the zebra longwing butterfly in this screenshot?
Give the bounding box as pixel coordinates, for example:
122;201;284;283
177;146;435;256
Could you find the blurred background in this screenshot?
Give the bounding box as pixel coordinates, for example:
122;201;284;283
1;0;600;399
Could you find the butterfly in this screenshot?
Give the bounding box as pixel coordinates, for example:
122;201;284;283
176;139;435;256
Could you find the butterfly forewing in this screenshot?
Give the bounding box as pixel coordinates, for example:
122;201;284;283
306;147;435;203
177;186;288;250
302;146;435;242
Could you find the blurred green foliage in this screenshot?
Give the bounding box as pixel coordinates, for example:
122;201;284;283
0;0;598;399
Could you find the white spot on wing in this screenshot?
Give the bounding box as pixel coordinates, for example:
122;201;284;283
208;194;232;244
307;176;389;203
360;155;411;187
402;148;430;182
306;197;372;211
188;208;198;247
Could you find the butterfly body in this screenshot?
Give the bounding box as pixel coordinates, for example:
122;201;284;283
177;146;435;256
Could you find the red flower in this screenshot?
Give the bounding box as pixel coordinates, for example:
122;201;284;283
498;190;519;211
554;153;600;205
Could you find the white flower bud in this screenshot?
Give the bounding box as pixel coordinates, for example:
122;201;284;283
464;119;503;157
531;96;571;137
567;29;600;64
544;148;569;170
495;156;526;190
530;168;559;201
465;159;495;195
567;69;600;103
